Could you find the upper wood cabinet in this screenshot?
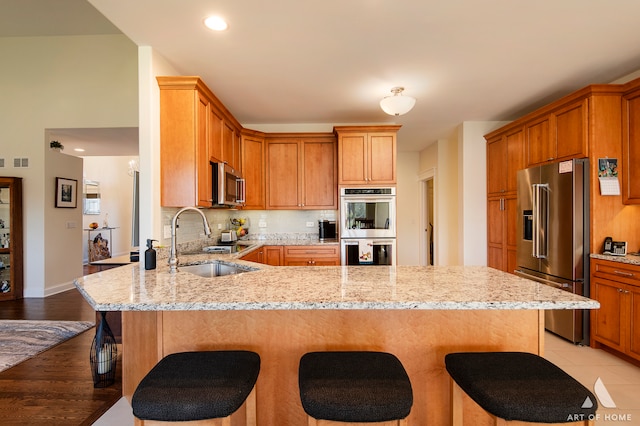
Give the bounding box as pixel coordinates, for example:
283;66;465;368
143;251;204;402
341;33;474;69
157;76;243;207
334;125;400;185
486;126;524;196
525;98;588;167
0;177;23;301
622;85;640;204
241;130;266;210
265;134;337;210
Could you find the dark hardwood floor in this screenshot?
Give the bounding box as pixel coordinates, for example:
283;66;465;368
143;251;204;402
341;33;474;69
0;266;123;425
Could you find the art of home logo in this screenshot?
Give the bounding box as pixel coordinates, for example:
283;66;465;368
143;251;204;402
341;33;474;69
567;377;633;423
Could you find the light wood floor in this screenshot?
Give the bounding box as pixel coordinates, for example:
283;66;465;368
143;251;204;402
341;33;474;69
0;267;122;425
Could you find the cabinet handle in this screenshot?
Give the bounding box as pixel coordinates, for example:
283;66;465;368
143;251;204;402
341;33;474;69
624;290;630;294
618;288;624;293
613;270;635;278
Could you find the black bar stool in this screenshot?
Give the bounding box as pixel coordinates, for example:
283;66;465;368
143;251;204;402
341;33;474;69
132;351;260;426
298;351;413;425
445;351;597;426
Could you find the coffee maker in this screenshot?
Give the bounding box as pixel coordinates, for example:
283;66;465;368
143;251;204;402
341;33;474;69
318;220;337;240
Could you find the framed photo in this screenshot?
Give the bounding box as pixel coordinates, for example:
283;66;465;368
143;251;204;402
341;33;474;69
55;177;78;208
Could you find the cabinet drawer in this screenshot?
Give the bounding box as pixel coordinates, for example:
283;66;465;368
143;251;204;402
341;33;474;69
593;260;640;286
284;246;339;258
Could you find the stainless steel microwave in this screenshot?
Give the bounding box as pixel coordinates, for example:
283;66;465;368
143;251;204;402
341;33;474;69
212;162;245;207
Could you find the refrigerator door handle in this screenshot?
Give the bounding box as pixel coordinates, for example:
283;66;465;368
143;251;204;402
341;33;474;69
514;269;571;289
532;183;548;259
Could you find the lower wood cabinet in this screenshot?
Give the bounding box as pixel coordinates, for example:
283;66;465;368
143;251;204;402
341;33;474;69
283;245;340;266
591;258;640;361
241;246;283;266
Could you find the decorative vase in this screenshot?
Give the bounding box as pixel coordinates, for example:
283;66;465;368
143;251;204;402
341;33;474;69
90;311;117;388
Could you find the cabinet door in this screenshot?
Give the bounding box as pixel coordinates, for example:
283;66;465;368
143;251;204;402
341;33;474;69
241;134;265;209
505;197;518;274
487;197;504;270
592;277;624;351
487;135;506;195
266;140;300;209
196;92;212;207
209;107;223;163
263;246;283;266
302;138;337;209
368;133;396;183
505;128;525;193
526;115;552;166
338;133;368;184
623;89;640;204
240;249;262;263
223;121;239;171
553;99;588;160
629;284;640;360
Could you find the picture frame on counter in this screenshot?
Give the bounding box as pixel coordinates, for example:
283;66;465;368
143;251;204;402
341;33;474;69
55;177;77;208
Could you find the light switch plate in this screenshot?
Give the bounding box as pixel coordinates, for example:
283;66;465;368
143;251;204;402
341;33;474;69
164;225;171;239
306;221;314;228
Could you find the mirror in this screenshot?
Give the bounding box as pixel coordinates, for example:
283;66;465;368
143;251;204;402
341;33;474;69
83;180;101;215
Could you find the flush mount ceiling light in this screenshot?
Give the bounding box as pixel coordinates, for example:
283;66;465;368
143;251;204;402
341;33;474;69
204;16;228;31
379;87;416;116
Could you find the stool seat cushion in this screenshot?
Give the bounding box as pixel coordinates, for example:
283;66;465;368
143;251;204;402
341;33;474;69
132;351;260;422
445;351;597;423
299;351;413;422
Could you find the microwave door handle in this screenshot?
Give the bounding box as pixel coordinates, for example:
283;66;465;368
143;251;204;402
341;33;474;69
236;178;246;204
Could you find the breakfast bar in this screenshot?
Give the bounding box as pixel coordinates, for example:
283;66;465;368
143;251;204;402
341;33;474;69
74;256;599;426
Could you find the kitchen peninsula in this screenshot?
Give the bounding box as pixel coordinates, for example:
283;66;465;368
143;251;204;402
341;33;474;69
75;252;598;426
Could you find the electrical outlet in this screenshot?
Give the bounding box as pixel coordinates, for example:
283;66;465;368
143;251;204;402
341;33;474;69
164;225;171;239
217;223;222;230
258;220;267;228
306;221;314;228
66;221;76;229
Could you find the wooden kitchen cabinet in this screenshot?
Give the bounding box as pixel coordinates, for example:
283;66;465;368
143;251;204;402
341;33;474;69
487;196;518;274
486;126;523;274
0;177;23;301
283;245;340;266
157;76;243;207
622;84;640;204
265;134;337;210
241;130;266;209
591;258;640;362
525;98;588;167
486;127;524;196
241;245;283;266
334;125;401;185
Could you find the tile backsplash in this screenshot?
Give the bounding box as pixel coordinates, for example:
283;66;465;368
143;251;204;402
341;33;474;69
159;208;337;247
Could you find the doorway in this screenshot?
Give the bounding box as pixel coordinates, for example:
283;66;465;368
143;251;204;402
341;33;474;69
419;169;435;266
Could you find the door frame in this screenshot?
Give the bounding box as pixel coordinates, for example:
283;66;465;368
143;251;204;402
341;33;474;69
418;168;436;266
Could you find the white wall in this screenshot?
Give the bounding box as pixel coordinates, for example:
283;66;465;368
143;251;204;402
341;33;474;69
0;34;138;296
82;156;138;262
396;152;421;265
457;122;509;265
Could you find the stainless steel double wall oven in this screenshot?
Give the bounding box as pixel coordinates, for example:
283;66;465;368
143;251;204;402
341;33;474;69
339;187;396;265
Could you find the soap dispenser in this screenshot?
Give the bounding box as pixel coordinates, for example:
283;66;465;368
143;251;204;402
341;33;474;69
145;239;158;270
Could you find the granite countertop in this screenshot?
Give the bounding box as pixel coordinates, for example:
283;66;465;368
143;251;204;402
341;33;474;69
590;252;640;266
74;251;599;311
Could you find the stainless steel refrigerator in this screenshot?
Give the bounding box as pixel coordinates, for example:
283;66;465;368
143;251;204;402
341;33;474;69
515;158;590;344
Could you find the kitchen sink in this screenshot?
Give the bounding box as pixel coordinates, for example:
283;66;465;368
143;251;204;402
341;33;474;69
179;262;251;278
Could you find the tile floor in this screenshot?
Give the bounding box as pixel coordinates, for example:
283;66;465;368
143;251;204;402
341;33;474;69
93;332;640;425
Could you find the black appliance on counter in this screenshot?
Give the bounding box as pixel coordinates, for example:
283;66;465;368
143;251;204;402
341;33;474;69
318;220;336;240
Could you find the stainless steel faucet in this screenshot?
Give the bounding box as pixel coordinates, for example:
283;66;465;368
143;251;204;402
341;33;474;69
168;207;212;273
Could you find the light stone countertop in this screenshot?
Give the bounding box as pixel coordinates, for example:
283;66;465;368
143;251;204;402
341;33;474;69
74;251;600;311
590;253;640;266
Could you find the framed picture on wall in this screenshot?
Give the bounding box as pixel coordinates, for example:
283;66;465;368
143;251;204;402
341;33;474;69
55;177;78;208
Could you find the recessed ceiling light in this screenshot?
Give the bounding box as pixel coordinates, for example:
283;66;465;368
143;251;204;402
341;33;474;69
204;16;228;31
74;148;85;152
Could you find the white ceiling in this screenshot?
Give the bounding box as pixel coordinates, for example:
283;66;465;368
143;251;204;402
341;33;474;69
5;0;640;153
